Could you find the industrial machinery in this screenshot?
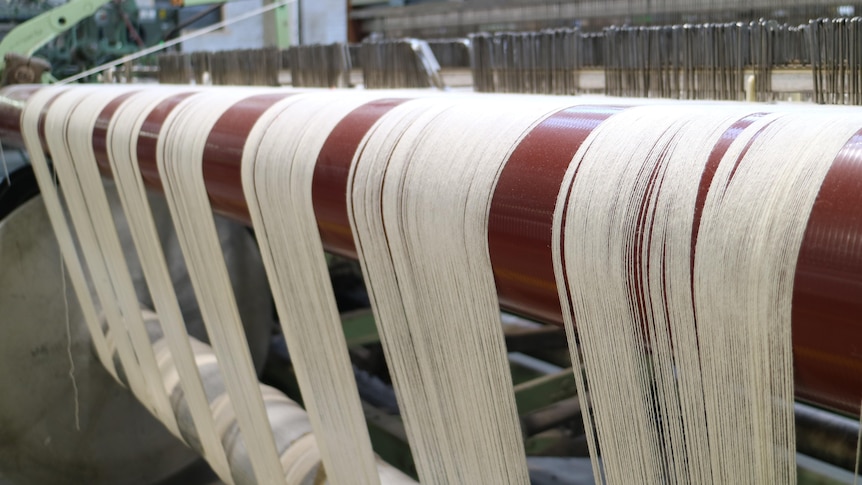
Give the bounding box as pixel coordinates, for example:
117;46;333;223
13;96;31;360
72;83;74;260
2;2;862;484
349;0;858;38
0;0;233;84
2;0;143;82
1;80;861;484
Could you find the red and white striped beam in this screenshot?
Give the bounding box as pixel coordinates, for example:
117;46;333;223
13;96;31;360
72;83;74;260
1;84;859;417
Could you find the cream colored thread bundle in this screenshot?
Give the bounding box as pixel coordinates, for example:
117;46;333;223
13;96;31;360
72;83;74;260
552;103;862;484
694;111;862;483
552;105;743;483
349;95;579;484
42;87;154;406
242;91;386;485
23;84;417;484
105;87;234;483
30;85;165;407
53;87;189;436
348;97;461;484
20;84;862;484
156;89;286;484
21;86;118;382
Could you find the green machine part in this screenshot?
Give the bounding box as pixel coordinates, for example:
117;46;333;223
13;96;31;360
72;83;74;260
37;0;154;80
0;0;116;73
0;0;293;84
0;0;167;83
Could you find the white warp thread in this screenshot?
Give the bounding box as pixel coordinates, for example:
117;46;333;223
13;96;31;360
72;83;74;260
349;95;577;484
1;140;9;185
24;85;419;484
52;86;185;435
695;110;862;483
21;86;119;383
61;245;80;431
242;91;387;485
22;84;862;484
105;86;234;483
552;103;862;484
856;400;861;485
156;89;286;484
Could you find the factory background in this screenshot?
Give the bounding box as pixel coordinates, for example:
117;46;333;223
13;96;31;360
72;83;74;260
0;1;861;484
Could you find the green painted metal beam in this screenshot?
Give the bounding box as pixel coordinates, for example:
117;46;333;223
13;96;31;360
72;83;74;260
273;2;292;49
514;367;578;416
340;309;579;417
363;402;418;480
342;309;380;347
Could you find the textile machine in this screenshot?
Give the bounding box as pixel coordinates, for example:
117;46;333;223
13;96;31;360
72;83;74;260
5;5;862;479
0;0;263;85
0;81;861;484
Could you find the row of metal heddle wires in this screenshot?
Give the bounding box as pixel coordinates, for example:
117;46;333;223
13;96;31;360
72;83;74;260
810;17;862;105
470;29;603;96
603;19;856;103
157;40;443;89
159;47;281;86
154;18;862;104
470;18;862;104
297;40;447;89
601;21;800;102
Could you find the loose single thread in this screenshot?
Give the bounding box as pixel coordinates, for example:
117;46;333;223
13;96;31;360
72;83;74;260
63;257;81;431
55;163;81;431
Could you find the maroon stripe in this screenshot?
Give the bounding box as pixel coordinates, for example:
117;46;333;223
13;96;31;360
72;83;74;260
691;113;766;262
202;93;296;223
794;128;862;415
136;92;198;192
312;98;409;258
631;129;677;348
93;91;139;178
0;85;41;149
489;105;622;324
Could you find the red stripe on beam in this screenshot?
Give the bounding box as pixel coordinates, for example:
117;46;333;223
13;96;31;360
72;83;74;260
312;98;410;258
5;87;861;416
489;106;622;325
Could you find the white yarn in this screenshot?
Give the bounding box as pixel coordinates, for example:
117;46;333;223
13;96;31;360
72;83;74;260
39;86;154;406
552;103;862;484
20;86;118;381
62;247;81;431
242;91;385;485
553;105;754;483
694;110;862;483
50;86;186;436
856;401;861;485
349;95;576;484
349;97;465;483
1;140;8;183
105;86;234;483
156;88;287;484
22;84;862;485
24;85;419;484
